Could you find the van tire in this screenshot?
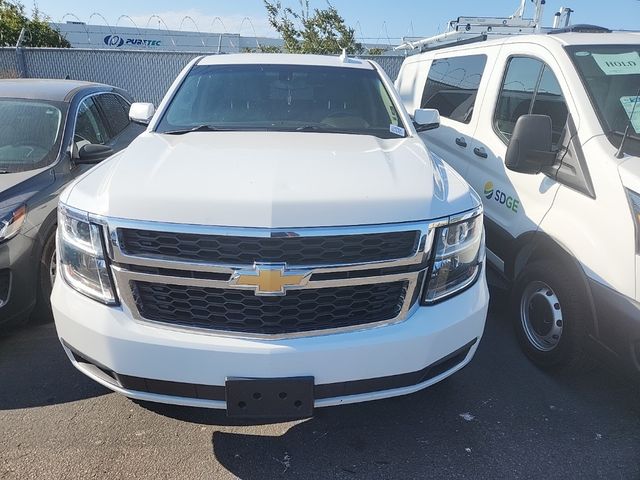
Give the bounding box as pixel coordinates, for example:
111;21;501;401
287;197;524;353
511;260;591;372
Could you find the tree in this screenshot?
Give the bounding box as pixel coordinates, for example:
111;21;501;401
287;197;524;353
0;1;70;47
264;0;362;55
367;47;386;56
243;45;282;53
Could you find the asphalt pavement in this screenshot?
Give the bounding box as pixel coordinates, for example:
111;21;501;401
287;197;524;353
1;286;639;480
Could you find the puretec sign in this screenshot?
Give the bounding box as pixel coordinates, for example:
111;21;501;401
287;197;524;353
103;35;162;48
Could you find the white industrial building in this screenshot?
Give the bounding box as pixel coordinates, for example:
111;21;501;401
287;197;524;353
51;22;397;54
50;22;284;53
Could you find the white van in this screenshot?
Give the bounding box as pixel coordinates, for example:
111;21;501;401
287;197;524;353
396;29;640;374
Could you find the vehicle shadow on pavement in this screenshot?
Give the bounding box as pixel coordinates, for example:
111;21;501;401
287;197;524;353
0;322;109;409
138;289;640;479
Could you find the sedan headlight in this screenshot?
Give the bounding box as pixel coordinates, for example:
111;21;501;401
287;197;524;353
626;189;640;254
58;204;117;304
0;204;26;243
423;209;484;304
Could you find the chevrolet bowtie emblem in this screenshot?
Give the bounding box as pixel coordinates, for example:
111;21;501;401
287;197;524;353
230;264;309;296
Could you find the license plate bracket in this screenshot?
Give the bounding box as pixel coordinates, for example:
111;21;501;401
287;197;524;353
225;377;314;419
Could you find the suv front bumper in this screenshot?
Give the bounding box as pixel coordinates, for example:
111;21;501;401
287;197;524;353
53;272;489;410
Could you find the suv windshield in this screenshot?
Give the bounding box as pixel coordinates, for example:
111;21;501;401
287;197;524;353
0;99;65;173
567;44;640;155
156;64;406;139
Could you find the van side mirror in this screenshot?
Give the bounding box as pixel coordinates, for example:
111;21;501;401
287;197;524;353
129;102;155;125
413;108;440;132
505;114;557;174
77;144;113;164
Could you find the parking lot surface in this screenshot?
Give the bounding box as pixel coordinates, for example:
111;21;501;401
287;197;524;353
1;287;639;480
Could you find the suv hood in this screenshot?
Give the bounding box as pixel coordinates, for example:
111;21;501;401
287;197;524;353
63;131;477;228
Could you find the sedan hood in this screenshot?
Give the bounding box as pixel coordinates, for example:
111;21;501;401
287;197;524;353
64;131;477;228
0;166;54;211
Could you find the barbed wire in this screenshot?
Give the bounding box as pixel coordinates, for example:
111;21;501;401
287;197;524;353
49;13;419;50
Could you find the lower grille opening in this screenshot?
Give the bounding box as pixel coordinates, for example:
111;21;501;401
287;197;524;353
131;280;409;335
113;339;477;402
69;348;120;386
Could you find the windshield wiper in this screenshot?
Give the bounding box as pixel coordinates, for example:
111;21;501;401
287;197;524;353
161;125;230;135
616;86;640;159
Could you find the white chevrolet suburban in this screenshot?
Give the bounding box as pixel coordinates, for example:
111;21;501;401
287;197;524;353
396;28;640;374
52;54;488;418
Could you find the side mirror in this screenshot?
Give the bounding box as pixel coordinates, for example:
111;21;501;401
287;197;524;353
129;102;155;125
505;114;557;175
413;108;440;132
77;144;113;164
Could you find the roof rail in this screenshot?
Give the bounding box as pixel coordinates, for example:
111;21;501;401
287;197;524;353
547;24;612;34
420;34;487;53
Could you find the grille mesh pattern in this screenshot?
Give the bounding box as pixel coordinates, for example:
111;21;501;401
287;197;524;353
132;280;408;335
119;229;419;266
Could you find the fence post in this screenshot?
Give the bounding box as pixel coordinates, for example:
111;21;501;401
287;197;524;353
15;27;28;78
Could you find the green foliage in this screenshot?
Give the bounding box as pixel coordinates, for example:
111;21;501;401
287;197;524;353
367;47;386;56
0;0;70;47
243;44;283;53
264;0;362;55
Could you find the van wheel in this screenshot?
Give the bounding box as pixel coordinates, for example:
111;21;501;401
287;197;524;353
511;260;591;372
34;229;57;322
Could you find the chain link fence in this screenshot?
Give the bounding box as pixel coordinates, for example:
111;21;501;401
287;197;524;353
0;47;405;105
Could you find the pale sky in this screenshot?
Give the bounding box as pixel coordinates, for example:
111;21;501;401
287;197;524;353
32;0;640;40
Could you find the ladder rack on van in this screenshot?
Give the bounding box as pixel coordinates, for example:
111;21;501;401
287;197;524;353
395;0;573;52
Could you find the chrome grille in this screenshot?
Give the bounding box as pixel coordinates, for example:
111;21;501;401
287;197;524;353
101;218;444;339
131;280;408;335
118;228;419;266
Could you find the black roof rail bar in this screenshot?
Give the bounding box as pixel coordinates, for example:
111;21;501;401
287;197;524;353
420;34;488;53
548;24;611;34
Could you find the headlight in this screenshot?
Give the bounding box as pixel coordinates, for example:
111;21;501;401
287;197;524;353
423;210;484;304
58;204;117;305
626;189;640;254
0;205;26;243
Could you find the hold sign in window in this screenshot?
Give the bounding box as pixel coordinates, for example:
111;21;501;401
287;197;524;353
593;52;640;76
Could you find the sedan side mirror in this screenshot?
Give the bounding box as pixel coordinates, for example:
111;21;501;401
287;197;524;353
505;114;557;174
413;108;440;132
77;144;113;164
129;102;155;125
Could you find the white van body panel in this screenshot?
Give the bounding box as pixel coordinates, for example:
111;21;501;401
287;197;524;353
396;32;640;299
396;31;640;370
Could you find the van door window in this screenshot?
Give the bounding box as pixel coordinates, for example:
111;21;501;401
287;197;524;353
494;57;569;146
421;54;487;124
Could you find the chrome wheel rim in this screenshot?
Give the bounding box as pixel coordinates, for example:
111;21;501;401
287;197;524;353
49;248;57;287
520;281;563;352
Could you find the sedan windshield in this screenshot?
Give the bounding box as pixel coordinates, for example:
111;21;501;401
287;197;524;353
567;45;640;155
156;64;406;139
0;99;65;173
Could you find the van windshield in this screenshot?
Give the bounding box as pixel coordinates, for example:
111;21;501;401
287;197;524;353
567;45;640;156
156;64;406;139
0;99;65;174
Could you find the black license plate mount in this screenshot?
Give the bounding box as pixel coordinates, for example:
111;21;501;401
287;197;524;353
225;376;314;419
